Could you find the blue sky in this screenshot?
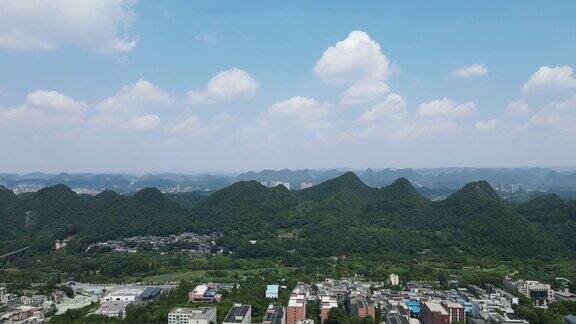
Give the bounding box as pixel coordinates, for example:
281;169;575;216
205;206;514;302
1;1;575;173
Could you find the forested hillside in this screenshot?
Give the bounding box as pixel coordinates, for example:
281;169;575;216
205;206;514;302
1;172;575;263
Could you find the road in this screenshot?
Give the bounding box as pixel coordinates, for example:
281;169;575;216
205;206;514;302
0;246;30;259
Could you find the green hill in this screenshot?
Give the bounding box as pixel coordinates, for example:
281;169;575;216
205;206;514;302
0;172;574;262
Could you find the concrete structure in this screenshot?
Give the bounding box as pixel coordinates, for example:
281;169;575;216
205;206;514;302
261;180;291;189
320;295;338;323
503;278;554;307
287;293;306;324
565;314;576;324
349;296;375;319
390;274;400;286
167;307;217;324
223;303;251;324
442;301;465;323
263;304;286;324
102;287;147;303
188;284;222;303
556;290;576;302
266;285;280;299
98;301;130;318
420;301;450;324
300;182;314;189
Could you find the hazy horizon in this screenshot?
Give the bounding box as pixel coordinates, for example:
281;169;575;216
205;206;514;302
1;1;576;173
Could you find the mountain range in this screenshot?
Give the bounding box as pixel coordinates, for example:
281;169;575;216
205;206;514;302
1;172;575;262
2;168;576;197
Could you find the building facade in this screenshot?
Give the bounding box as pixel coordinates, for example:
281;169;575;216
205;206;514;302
286;294;306;324
167;307;217;324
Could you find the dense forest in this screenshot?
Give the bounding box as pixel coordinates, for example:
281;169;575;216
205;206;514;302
1;172;576;283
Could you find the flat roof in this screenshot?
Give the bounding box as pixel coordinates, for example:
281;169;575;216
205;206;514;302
224;304;251;323
264;305;285;324
170;307;216;319
424;302;448;315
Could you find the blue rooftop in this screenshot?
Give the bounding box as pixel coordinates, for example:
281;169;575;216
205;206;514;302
405;300;420;315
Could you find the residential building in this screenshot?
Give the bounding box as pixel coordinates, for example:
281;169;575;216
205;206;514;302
1;293;19;307
223;303;251;324
420;301;450;324
390;274;400;286
349;296;375;319
263;304;286;324
287;294;306;324
266;285;280;299
188;284;222;303
270;180;290;190
167;307;217;324
320;295;338;323
300;182;314;189
442;301;465;323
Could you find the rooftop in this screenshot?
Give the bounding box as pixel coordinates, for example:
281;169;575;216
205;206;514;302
224;303;251;323
169;307;216;319
264;305;285;324
424;302;449;315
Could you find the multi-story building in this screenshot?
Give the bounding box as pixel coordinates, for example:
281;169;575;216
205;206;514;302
320;295;338;323
286;293;306;324
300;182;314;189
223;303;251;324
503;278;554;307
420;301;450;324
442;301;465;323
390;274;400;286
263;304;286;324
188;284;222;303
167;307;217;324
270;180;290;190
349;296;375;319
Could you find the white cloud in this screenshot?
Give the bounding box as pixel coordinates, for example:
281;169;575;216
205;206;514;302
341;81;390;106
416;98;476;119
506;99;531;115
522;66;576;94
528;95;576;129
475;119;502;132
451;64;488;78
359;93;406;123
0;90;87;127
188;68;258;105
166;116;201;135
91;79;173;131
268;97;329;129
126;114;160;132
353;94;469;140
0;0;138;53
314;31;391;86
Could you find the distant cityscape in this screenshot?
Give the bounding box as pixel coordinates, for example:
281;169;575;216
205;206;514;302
2;167;576;197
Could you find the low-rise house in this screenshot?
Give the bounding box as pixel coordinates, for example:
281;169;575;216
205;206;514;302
266;285;280;299
188;284;222;303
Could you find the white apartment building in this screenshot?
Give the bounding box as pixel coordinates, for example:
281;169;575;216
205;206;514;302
389;274;400;286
